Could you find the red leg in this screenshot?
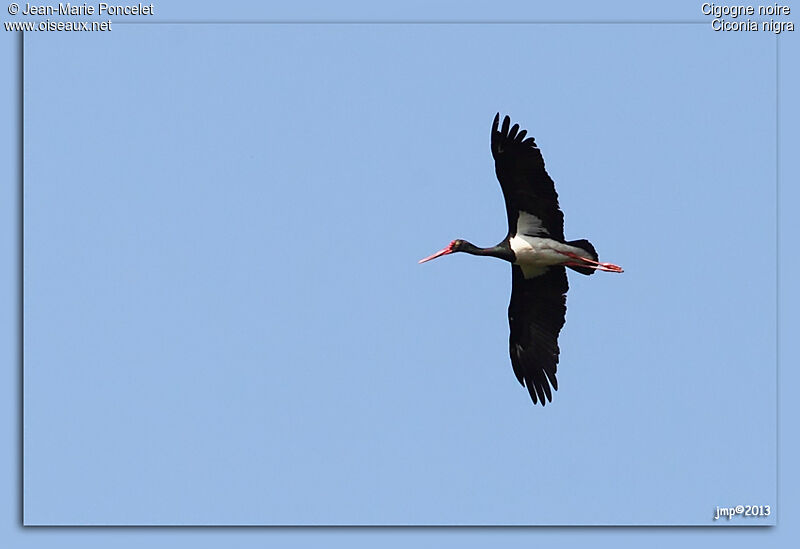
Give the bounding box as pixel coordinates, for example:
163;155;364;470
558;251;624;273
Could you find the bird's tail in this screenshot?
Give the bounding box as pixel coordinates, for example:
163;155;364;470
565;239;598;276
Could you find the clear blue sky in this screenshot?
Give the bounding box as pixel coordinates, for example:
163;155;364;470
3;0;799;546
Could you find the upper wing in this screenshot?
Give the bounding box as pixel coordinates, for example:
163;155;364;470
491;114;564;241
508;265;568;406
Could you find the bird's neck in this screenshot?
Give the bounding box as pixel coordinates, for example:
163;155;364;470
460;241;514;263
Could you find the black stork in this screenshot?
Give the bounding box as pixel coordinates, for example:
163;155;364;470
419;114;623;406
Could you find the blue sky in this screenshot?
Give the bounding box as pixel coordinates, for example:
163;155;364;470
3;0;800;546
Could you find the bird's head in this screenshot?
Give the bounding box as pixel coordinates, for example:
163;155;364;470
418;239;465;264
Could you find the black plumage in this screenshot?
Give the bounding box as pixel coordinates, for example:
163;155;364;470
508;265;567;406
492;113;568;405
419;114;623;406
491;113;564;241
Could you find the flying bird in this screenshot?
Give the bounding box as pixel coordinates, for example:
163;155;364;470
419;114;623;406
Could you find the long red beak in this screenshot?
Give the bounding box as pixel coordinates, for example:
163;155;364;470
418;245;454;264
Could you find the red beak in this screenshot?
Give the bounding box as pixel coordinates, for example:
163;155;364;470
418;244;454;264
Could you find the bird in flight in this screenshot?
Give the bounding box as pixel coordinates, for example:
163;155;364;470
419;114;623;406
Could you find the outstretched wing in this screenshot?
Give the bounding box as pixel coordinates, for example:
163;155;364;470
491;114;564;241
508;265;568;406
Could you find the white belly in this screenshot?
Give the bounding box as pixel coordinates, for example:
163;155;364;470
509;235;583;278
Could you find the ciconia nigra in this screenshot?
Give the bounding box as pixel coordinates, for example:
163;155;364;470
419;114;623;406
